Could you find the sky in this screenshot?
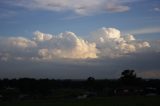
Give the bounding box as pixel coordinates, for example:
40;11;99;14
0;0;160;79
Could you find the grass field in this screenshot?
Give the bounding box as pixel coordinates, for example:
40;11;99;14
1;96;160;106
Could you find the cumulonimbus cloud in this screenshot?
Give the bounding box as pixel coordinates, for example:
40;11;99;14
4;0;132;16
0;27;155;61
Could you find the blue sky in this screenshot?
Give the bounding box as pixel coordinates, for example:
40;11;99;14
0;0;160;79
0;0;160;39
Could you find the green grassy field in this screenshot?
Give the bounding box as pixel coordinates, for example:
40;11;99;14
1;96;160;106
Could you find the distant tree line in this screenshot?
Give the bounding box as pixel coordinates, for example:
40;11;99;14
0;70;160;101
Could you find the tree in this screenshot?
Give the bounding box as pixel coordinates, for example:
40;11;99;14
87;77;95;82
86;77;95;91
120;69;136;80
120;69;138;85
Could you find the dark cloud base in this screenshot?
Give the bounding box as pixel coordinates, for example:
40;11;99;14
0;52;160;79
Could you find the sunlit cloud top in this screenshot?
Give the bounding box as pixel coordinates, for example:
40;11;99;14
0;27;153;61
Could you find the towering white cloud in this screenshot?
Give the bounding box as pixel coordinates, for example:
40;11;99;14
1;27;160;79
0;27;154;61
35;31;98;60
34;31;53;42
90;27;150;57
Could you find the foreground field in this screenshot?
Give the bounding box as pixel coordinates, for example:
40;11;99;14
1;96;160;106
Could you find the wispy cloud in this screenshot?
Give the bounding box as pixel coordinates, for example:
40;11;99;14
154;7;160;12
0;9;16;19
125;27;160;35
3;0;134;16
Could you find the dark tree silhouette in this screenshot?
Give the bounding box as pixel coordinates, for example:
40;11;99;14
87;77;95;82
120;69;136;80
0;70;160;101
120;69;140;85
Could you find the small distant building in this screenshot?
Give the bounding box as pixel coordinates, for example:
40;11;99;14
144;87;158;96
77;94;88;99
77;91;97;99
114;86;144;96
0;94;3;101
1;87;20;101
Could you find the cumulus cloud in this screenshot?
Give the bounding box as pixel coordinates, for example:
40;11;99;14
0;27;160;79
0;37;37;61
0;27;156;62
123;34;135;41
34;31;98;60
34;31;53;42
4;0;132;16
0;37;37;49
90;27;150;57
8;37;37;48
0;31;98;61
